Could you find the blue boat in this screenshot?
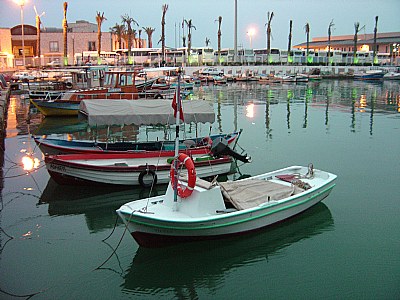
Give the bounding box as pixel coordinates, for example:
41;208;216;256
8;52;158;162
354;70;384;80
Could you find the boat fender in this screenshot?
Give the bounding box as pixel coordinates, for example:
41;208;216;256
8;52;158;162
170;153;196;198
138;169;158;188
65;82;73;89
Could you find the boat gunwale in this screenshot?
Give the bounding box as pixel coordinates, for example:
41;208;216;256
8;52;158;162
117;181;336;230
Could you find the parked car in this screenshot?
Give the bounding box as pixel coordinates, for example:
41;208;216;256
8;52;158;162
11;71;35;81
200;67;224;76
47;60;61;67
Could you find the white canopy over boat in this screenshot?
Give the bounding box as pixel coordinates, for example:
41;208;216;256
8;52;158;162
79;99;215;126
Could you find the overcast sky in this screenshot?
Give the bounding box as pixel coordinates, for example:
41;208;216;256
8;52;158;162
1;0;399;49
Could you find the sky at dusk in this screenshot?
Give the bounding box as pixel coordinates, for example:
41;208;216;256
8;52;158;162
1;0;399;50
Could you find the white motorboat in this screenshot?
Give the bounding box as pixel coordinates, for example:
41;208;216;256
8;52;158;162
117;164;337;247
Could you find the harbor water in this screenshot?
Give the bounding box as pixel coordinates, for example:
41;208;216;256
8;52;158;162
1;79;399;299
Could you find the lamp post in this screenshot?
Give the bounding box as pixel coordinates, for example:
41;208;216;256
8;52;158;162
247;28;255;49
15;0;26;67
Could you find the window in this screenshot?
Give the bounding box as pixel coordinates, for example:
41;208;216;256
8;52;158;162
49;41;59;52
88;41;96;51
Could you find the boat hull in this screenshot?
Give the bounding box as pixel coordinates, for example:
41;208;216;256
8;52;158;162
117;166;337;247
34;131;240;155
30;99;80;116
45;152;233;186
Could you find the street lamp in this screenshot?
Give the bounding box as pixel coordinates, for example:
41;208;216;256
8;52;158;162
14;0;27;67
247;28;255;49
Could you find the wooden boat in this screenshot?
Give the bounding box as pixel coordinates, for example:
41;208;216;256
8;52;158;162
44;93;250;187
44;150;235;187
383;71;400;80
34;131;241;155
354;69;384;80
30;98;81;117
30;70;142;117
116;164;337;247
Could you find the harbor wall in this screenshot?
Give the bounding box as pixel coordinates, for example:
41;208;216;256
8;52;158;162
183;65;381;77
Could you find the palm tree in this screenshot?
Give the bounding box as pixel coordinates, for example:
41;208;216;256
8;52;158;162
185;19;196;64
96;12;106;64
138;29;142;48
216;16;222;64
110;23;125;50
122;14;139;64
327;20;335;66
181;18;186;47
373;16;379;65
353;22;364;64
62;2;68;66
304;22;310;64
142;27;155;48
160;4;168;66
287;19;292;64
266;12;274;64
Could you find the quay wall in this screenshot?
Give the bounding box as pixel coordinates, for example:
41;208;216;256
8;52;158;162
183;65;379;76
0;87;10;152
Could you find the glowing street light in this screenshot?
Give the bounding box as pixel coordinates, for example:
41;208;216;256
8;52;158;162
14;0;27;67
247;28;255;49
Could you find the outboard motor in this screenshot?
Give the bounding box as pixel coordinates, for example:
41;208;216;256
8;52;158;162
211;137;251;163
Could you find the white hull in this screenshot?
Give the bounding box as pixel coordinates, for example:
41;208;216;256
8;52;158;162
45;155;233;186
117;165;337;247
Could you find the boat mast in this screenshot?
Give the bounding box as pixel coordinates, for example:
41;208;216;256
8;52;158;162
173;68;182;206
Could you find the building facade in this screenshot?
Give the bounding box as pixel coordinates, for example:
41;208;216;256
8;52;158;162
294;32;400;54
0;20;145;69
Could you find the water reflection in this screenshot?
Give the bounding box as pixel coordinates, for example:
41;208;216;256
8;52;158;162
38;179;166;233
123;203;334;297
9;81;396;142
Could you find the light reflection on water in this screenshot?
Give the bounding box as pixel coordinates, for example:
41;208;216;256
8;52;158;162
1;80;399;299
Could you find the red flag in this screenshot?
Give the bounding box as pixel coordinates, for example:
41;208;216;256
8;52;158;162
172;91;184;122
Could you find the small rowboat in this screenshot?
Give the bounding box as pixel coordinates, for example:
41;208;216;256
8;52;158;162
116;163;337;247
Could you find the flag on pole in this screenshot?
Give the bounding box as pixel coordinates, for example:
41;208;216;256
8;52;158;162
172;90;184;122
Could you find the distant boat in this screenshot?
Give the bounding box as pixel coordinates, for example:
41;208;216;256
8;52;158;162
383;71;400;80
354;69;384;80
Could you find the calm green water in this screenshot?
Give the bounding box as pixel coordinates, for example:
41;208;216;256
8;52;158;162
1;80;399;299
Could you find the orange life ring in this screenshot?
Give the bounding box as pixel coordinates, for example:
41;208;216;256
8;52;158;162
170;153;196;198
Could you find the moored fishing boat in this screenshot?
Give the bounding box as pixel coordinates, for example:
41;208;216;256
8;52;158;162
34;131;241;155
354;69;384;80
116;164;337;247
44;148;236;187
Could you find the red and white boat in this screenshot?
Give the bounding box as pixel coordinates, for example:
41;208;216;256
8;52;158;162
43;96;250;187
44;149;234;187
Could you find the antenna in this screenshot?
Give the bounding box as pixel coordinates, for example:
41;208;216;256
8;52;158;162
34;5;46;30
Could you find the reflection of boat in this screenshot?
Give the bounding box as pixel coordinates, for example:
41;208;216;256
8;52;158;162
117;164;336;247
39;178;165;233
31;117;88;135
123;202;334;294
33;131;241;155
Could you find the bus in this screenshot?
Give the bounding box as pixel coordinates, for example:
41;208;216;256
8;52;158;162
253;48;280;64
192;47;214;65
214;48;235;65
74;51;119;65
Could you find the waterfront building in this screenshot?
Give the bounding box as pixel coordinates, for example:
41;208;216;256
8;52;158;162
0;19;146;68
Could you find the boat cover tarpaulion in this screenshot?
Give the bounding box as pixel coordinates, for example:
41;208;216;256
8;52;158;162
79;99;215;126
